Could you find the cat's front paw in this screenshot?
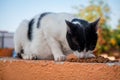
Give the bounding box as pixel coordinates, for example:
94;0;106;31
54;55;66;61
21;54;37;60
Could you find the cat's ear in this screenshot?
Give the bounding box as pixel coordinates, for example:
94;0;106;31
90;18;100;32
65;20;76;33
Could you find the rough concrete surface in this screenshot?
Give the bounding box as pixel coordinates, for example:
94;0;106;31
0;58;120;80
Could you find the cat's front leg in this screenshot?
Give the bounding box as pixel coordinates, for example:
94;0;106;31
47;37;66;61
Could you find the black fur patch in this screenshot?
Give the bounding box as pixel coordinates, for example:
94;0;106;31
28;19;34;41
17;49;24;59
17;53;22;58
37;12;51;28
66;18;98;52
66;32;80;51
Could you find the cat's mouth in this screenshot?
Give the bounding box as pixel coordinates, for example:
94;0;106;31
73;50;95;58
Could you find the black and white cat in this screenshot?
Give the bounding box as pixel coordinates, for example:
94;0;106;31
14;12;100;61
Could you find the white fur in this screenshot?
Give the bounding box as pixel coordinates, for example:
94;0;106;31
72;21;82;26
14;13;95;61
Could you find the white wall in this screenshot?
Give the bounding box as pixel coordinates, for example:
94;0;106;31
0;31;14;48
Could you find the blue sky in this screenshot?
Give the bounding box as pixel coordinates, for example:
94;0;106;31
0;0;120;32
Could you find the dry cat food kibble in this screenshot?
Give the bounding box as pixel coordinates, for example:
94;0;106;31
67;56;118;63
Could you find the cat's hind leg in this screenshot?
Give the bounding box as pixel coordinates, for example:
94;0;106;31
14;37;23;58
20;45;38;60
21;54;37;60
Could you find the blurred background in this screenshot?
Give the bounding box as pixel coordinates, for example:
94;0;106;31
0;0;120;59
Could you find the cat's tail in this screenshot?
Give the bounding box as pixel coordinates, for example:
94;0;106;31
14;19;29;58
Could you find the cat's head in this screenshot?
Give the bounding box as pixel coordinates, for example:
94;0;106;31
65;18;100;57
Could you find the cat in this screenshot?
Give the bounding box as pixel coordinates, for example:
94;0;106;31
14;12;100;61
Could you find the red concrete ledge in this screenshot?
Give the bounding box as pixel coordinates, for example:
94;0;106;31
0;58;120;80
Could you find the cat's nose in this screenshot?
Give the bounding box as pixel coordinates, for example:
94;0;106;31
78;48;81;52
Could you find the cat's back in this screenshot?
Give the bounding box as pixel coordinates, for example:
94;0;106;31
40;13;76;39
